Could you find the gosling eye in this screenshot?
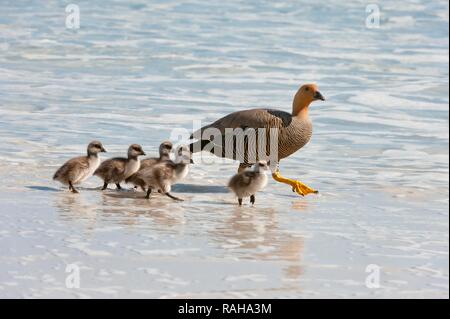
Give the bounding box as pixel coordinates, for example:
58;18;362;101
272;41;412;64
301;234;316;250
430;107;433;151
305;87;309;92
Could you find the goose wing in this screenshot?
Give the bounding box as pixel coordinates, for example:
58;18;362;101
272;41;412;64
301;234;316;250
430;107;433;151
53;156;89;182
228;170;257;188
94;158;126;180
191;108;291;139
241;171;257;185
139;157;159;170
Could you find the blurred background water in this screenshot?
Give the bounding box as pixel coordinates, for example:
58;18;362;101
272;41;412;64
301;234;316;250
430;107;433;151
0;0;448;298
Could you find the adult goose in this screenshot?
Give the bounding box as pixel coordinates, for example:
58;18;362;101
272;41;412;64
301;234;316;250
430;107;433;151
189;84;325;196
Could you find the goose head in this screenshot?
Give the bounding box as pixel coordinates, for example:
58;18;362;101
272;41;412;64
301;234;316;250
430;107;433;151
159;141;173;158
175;145;193;164
254;160;269;173
128;144;146;158
87;141;106;156
292;84;325;117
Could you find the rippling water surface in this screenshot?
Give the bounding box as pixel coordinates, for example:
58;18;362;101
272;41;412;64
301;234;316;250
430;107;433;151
0;0;448;298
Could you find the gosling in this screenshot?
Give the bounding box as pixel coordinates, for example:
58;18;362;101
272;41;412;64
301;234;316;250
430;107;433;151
53;141;107;193
127;141;173;191
140;141;173;170
228;160;269;206
94;144;146;190
126;145;191;201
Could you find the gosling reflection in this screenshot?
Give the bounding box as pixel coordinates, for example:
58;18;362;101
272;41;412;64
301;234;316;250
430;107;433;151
98;191;187;231
54;192;98;230
54;188;187;232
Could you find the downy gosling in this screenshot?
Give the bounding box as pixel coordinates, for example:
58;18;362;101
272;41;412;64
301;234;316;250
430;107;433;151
53;141;107;193
94;144;145;190
127;141;173;191
228;160;269;206
126;145;192;201
140;141;173;170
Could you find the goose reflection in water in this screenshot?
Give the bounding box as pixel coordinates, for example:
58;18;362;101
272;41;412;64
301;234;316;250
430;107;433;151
54;191;98;232
210;203;308;282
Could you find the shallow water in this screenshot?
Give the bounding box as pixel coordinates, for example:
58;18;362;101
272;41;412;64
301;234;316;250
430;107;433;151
0;0;448;298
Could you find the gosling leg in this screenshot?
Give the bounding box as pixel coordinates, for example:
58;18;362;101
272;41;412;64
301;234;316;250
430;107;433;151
165;192;183;201
250;194;255;205
69;181;79;194
145;188;152;199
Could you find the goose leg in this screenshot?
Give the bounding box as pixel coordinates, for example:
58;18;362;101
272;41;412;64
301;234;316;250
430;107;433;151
165;192;184;201
272;169;318;196
250;195;255;205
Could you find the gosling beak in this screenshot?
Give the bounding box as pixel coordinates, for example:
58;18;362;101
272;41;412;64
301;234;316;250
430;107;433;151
101;147;107;153
141;151;146;156
314;91;325;101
